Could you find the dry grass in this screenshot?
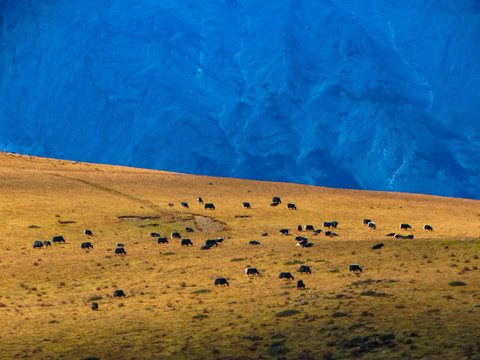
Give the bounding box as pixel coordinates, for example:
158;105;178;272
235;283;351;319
0;152;480;359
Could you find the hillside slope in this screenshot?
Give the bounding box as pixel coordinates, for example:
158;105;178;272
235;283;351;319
0;153;480;359
1;1;480;198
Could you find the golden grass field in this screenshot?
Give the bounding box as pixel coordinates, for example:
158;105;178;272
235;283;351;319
0;152;480;360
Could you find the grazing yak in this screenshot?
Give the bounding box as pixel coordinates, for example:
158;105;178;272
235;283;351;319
113;290;126;298
386;232;396;237
297;240;313;248
279;228;289;235
185;227;194;233
150;232;160;237
261;233;268;236
313;229;322;235
115;247;126;255
205;239;219;247
400;223;412;230
181;239;193;246
214;278;229;286
296;236;308;242
81;242;93;250
323;221;333;228
43;240;52;247
331;221;339;228
249;240;260;245
272;197;281;204
395;234;405;239
368;222;376;230
349;264;363;273
171;232;181;239
305;225;314;231
204;203;215;210
298;225;303;231
363;219;372;225
242;202;251;209
84;229;93;236
157;237;168;244
52;235;65;243
296;239;308;247
270;202;279;207
406;234;414;239
197;197;204;204
33;241;43;249
424;224;433;231
201;245;211;250
297;280;306;290
91;302;99;311
245;267;260;276
117;243;125;247
299;265;311;274
325;231;339;237
287;203;297;210
372;243;384;250
279;272;295;280
181;202;189;208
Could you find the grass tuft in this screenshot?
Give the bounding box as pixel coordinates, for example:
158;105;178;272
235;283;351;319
192;314;209;320
378;333;395;342
360;290;390;297
352;278;375;286
192;289;211;294
284;260;304;265
275;309;300;317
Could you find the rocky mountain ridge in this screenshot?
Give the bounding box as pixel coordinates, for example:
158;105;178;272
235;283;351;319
1;0;480;198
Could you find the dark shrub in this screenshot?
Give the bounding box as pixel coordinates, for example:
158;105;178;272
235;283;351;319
268;341;289;356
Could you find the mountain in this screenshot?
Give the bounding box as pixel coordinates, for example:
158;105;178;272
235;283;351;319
1;0;480;198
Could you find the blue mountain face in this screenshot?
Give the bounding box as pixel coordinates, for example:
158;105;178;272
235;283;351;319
2;0;480;198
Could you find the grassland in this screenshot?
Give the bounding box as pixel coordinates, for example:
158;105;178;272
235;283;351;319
0;152;480;359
